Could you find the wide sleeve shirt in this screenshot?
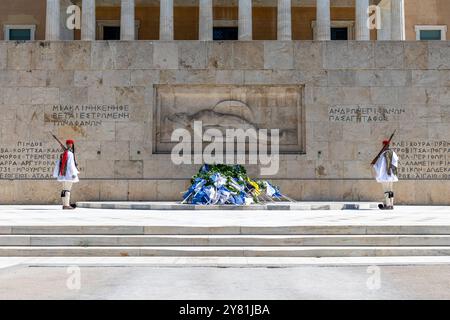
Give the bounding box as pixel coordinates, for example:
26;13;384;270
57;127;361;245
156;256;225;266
373;150;399;183
53;151;79;183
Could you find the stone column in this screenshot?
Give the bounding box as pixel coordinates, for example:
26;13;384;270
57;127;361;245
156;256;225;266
45;0;61;40
81;0;96;40
238;0;252;41
277;0;292;40
391;0;405;40
121;0;135;40
199;0;213;40
160;0;174;40
355;0;370;40
316;0;330;40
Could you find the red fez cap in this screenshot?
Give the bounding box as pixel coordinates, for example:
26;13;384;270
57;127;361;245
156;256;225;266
382;140;390;145
66;139;75;145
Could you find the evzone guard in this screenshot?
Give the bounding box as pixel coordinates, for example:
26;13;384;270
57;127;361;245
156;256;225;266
52;135;79;210
371;131;399;210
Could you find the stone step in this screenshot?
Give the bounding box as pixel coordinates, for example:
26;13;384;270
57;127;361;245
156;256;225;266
76;201;379;211
2;225;450;235
1;246;450;257
1;235;450;247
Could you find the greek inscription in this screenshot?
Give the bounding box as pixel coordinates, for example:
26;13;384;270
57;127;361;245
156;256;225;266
0;141;65;179
45;105;130;127
392;141;450;180
329;106;406;123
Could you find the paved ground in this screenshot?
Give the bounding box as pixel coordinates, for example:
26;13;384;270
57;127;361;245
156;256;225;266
0;205;449;299
0;205;449;227
1;264;450;299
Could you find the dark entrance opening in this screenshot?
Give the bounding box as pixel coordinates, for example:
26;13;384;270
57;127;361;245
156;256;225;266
103;26;121;40
331;27;348;40
213;27;238;40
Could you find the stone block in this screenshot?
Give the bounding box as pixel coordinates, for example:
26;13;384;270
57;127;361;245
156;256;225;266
215;70;244;84
84;160;114;178
131;70;159;86
99;180;129;201
129;142;153;160
128;180;157;201
374;42;405;69
60;42;91;70
60;87;89;105
174;70;216;83
411;70;441;87
101;141;130;160
428;123;449;140
414;181;450;205
74;71;103;87
115;87;145;105
0;42;7;69
295;70;328;86
102;70;131;87
370;87;399;104
404;42;428;69
7;42;32;70
46;70;74;87
107;41;153;70
244;70;272;84
88;85;116;104
264;41;293;70
155;180;190;201
439;87;450;105
153;42;178;69
312;122;343;142
208;42;233;69
71;181;100;202
114;160;143;179
91;41;114;70
178;41;207;69
343;161;371;179
128;41;153;69
14;181;59;204
31;42;61;70
428;42;450;70
0;181;15;204
398;122;428;140
0;104;15;120
116;122;145;141
75;140;102;160
233;42;264;69
328;70;356;86
342;123;371;141
3;87;32;104
31;87;59;105
315;161;343;179
441;105;450;122
16;70;47;87
397;87;432;105
355;70;411;87
293;41;323;70
328;141;357;161
325;41;374;69
83;121;116;141
329;87;371;104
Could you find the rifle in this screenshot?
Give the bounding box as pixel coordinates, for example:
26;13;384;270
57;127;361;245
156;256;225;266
50;132;67;151
370;130;396;165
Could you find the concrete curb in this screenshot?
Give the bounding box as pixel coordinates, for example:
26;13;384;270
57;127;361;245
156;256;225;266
76;201;380;211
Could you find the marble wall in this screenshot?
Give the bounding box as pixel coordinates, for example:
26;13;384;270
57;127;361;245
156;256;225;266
0;41;449;204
